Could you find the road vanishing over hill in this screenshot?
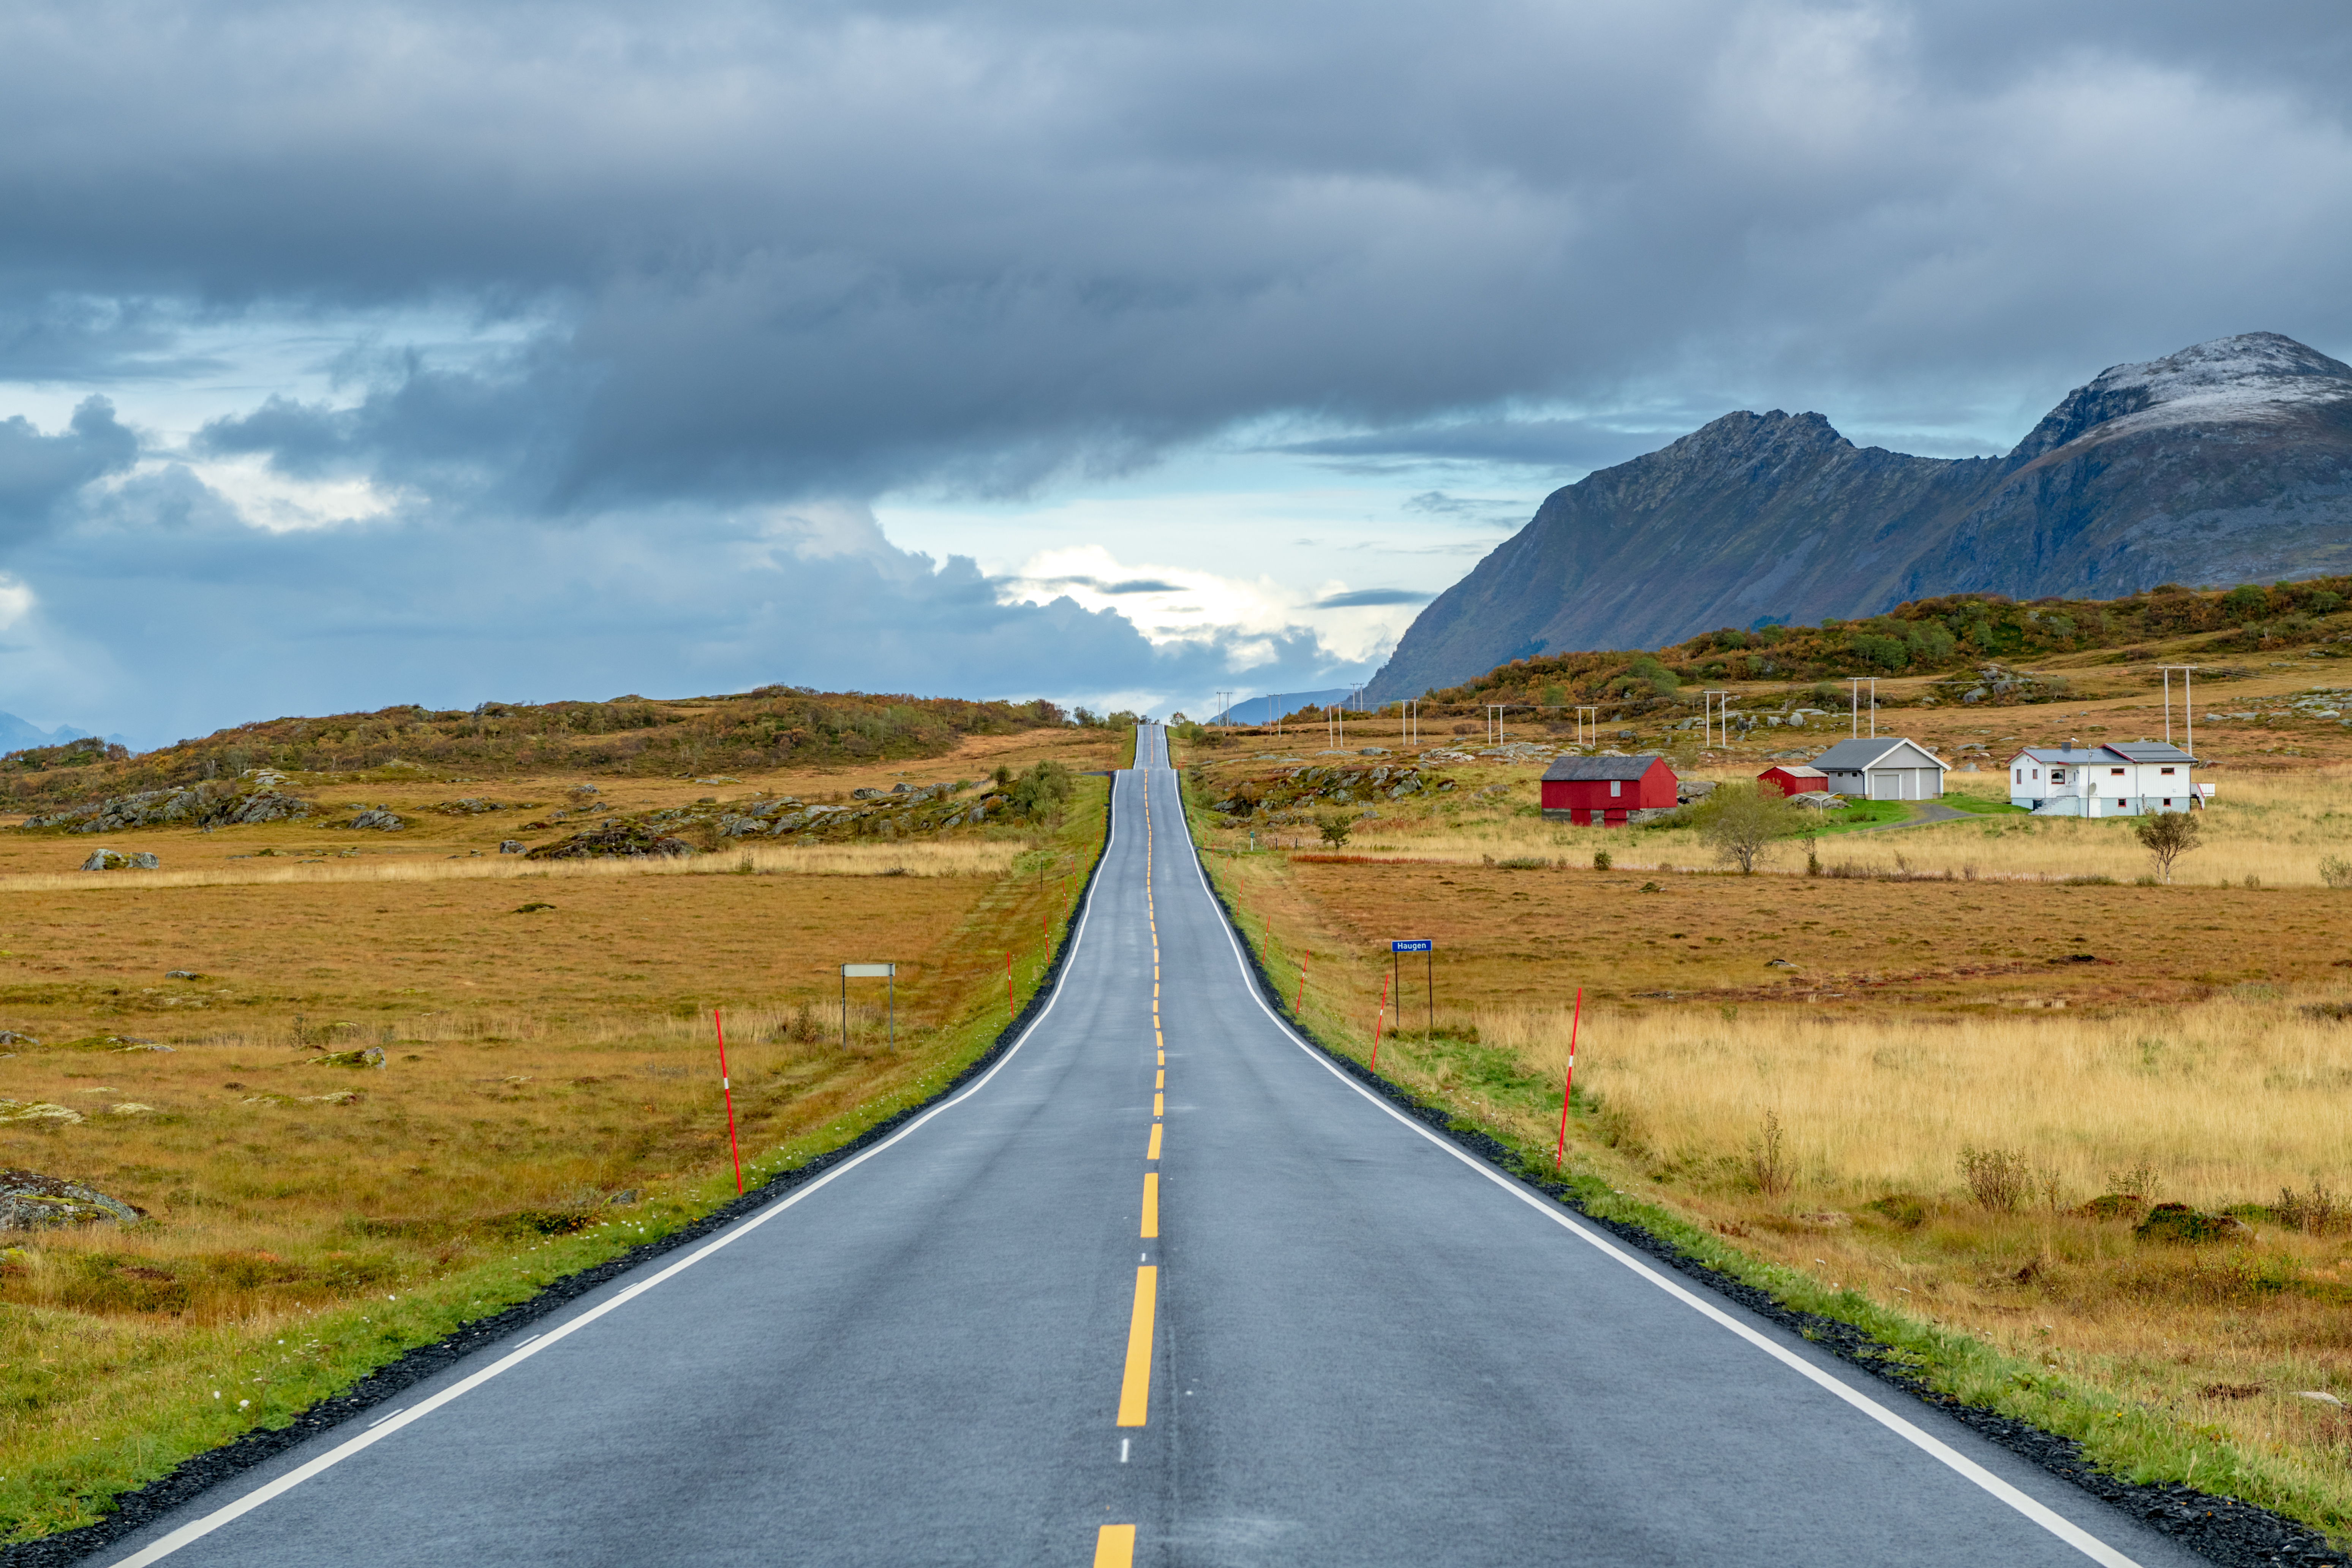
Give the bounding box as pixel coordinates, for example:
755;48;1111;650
101;727;2205;1567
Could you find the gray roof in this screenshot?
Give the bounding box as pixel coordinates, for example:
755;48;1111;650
2014;741;2196;765
1541;754;1668;782
1806;737;1948;773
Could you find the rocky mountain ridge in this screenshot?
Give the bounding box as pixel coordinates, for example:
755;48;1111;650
1367;333;2352;699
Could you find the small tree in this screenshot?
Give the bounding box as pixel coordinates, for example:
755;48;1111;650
1688;780;1801;874
1317;813;1353;849
2134;809;2202;883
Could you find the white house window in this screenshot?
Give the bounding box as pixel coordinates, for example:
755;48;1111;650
1609;779;1621;797
2014;769;2022;783
2162;798;2172;807
2052;769;2066;784
2110;767;2124;776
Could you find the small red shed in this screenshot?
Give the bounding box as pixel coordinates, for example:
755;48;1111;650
1758;764;1827;798
1540;754;1678;825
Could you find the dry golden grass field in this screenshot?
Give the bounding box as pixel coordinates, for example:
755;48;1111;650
0;727;1118;1541
1177;702;2352;1538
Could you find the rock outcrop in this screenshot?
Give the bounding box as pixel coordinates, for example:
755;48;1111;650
1370;333;2352;697
523;825;694;860
23;780;312;834
0;1168;141;1227
79;849;160;871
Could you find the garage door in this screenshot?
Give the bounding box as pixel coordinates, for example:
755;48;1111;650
1870;771;1899;800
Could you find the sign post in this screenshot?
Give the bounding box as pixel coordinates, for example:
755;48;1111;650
840;962;897;1050
1392;939;1432;1036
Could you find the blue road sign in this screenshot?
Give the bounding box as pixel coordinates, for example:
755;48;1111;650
1392;939;1432;953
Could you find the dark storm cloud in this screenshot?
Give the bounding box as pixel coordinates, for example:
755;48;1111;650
2;0;2352;736
0;398;137;544
2;0;2347;503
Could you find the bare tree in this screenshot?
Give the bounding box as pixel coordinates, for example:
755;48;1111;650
1690;781;1802;874
2134;809;2202;883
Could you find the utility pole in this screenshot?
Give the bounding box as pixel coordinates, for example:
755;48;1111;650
1215;690;1234;727
1702;689;1728;749
2159;665;2198;757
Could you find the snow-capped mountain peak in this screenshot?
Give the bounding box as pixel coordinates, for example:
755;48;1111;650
2009;332;2352;463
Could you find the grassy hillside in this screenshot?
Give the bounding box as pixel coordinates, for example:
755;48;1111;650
3;689;1143;813
1423;577;2352;714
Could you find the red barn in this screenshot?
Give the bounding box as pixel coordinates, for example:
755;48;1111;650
1540;754;1678;825
1757;764;1827;798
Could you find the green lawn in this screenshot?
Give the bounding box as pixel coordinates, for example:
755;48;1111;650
1940;792;2028;816
1796;798;1911;834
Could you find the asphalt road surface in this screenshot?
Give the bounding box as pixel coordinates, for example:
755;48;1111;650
104;726;2208;1567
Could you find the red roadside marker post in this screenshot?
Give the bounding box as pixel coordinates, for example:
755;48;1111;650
713;1008;744;1196
1370;971;1391;1072
1295;950;1310;1015
1554;986;1584;1170
1006;951;1014;1018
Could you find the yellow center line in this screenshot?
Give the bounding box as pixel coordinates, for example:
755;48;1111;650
1117;1266;1157;1426
1152;1092;1163;1116
1140;1171;1159;1237
1146;1122;1162;1160
1156;1049;1163;1065
1154;1069;1164;1089
1094;1524;1136;1566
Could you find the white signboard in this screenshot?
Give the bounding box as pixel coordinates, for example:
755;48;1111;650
841;963;896;977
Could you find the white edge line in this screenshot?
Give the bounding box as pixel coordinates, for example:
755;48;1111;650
1173;774;2143;1568
106;768;1133;1568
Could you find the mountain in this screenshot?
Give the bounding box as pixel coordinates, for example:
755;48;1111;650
0;713;144;755
1367;332;2352;699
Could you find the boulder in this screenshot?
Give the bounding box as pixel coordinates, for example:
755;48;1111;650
348;809;404;831
308;1047;386;1069
0;1168;141;1229
497;839;524;854
0;1031;40;1048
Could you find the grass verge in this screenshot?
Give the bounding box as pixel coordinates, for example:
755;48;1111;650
0;781;1111;1549
1179;767;2352;1553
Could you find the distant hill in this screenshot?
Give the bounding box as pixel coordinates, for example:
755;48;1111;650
1368;333;2352;699
1415;577;2352;716
2;688;1105;812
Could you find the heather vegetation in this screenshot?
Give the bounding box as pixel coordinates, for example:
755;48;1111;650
1428;576;2352;714
1;689;1141;812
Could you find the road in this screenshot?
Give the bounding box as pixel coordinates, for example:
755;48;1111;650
102;726;2202;1567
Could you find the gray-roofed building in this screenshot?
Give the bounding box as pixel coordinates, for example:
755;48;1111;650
1802;737;1949;801
1540;753;1678;824
2007;740;2200;817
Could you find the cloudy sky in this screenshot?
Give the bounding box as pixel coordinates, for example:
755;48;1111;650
3;0;2350;745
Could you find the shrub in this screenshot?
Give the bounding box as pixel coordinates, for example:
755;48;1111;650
1687;781;1802;874
2321;856;2352;889
1957;1145;2031;1210
1592;849;1612;871
1317;814;1353;849
1746;1109;1793;1197
2135;1202;2248;1246
2134;809;2202;883
2277;1182;2341;1235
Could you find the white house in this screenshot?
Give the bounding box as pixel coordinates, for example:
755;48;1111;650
2007;740;2204;817
1804;737;1950;800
